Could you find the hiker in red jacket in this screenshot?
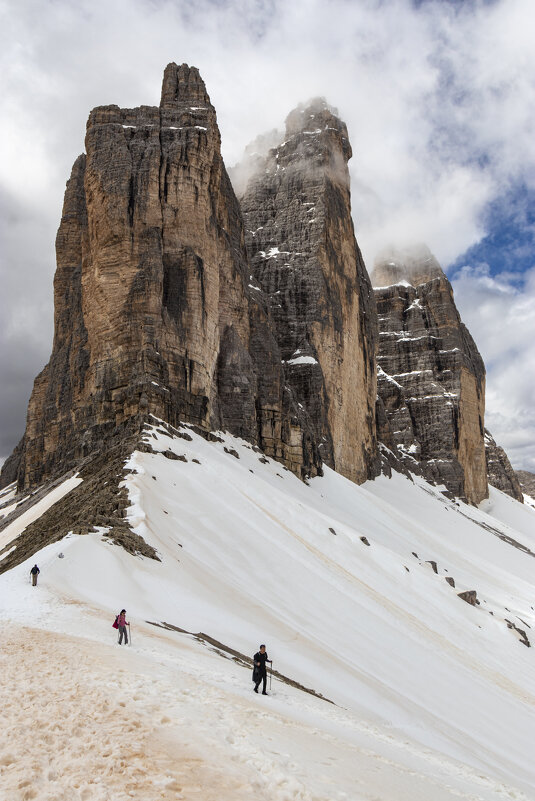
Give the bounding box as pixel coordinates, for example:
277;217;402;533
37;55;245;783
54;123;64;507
117;609;129;645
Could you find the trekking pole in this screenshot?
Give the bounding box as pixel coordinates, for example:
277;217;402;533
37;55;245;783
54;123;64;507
269;662;272;691
128;623;132;646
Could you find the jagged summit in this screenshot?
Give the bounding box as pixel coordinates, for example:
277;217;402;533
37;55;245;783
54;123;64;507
285;96;338;122
160;62;211;108
231;98;352;200
281;98;352;166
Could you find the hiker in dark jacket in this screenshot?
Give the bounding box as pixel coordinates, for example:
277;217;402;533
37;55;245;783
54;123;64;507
30;565;40;586
117;609;129;645
252;644;272;695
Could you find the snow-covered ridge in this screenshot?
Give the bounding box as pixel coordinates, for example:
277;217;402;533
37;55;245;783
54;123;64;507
0;475;82;554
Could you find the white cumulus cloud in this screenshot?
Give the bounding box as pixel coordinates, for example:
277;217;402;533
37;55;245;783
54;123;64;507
452;264;535;472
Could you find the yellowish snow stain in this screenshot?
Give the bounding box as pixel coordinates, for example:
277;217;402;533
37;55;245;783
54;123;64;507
0;627;257;801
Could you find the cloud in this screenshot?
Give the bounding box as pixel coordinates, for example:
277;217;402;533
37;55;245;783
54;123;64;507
452;264;535;472
1;0;534;470
0;186;54;463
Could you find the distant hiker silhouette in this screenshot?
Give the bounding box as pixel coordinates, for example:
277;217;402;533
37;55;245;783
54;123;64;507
30;565;40;586
116;609;129;645
252;644;272;695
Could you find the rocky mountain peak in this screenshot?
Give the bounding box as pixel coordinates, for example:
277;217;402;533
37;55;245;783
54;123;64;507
372;244;487;504
284;97;333;128
372;244;444;288
281;98;352;166
160;62;211;108
2;65;324;491
0;66;523;514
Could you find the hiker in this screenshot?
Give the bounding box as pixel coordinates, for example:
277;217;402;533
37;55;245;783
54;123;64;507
117;609;129;645
252;644;272;695
30;564;40;586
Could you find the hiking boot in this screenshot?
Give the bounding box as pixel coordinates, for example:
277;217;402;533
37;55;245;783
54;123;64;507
262;691;267;695
254;686;258;693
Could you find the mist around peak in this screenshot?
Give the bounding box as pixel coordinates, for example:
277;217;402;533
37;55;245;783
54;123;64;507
371;243;445;287
228;128;284;197
229;98;351;199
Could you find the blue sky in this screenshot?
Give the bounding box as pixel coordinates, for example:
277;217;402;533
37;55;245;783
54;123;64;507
450;184;535;281
449;181;535;472
0;0;534;471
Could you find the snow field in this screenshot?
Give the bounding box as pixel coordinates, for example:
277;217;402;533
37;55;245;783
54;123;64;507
1;617;530;801
1;419;535;799
0;625;262;801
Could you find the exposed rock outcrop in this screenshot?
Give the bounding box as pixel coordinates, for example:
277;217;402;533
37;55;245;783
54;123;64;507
239;99;379;483
516;470;535;501
458;590;479;606
484;430;524;502
371;245;487;504
2;64;322;491
504;619;531;647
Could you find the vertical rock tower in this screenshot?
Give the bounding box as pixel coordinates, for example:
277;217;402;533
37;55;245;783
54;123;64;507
372;245;488;504
9;65;322;489
240;99;379;483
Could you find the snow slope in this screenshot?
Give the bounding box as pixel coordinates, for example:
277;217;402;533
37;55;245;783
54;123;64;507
0;476;82;552
1;420;534;800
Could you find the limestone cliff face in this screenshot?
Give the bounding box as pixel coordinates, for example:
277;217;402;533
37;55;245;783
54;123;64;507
372;245;488;504
81;64;251;437
239;99;379;483
6;64;321;490
3;68;499;503
484;430;523;502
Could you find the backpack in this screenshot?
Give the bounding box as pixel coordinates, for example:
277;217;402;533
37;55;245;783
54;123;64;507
112;615;119;629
